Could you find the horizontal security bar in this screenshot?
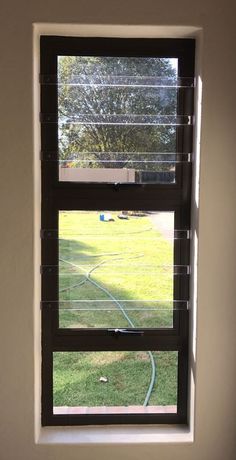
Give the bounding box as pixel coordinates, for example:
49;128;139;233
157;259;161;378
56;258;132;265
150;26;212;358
41;152;192;161
41;113;193;126
41;264;190;275
40;74;195;88
57;160;188;164
41;156;192;165
41;300;189;310
40;229;191;239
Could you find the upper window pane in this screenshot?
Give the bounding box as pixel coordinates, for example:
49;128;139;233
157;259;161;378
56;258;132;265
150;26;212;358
58;56;183;184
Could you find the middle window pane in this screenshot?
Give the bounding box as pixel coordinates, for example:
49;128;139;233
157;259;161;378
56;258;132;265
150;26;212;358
59;210;176;329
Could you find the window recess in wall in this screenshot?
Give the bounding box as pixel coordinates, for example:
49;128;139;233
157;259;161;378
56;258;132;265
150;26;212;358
40;36;194;426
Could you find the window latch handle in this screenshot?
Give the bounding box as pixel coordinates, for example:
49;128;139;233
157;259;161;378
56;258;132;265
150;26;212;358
108;328;144;337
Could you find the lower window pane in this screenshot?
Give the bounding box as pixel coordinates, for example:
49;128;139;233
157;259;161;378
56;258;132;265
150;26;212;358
53;351;178;415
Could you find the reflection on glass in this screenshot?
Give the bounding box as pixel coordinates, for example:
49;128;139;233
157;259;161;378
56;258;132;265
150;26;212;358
59;210;174;329
58;56;179;183
53;351;178;414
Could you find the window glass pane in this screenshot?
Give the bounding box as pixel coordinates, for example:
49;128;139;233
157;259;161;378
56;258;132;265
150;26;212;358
58;56;181;184
53;351;178;414
59;210;175;329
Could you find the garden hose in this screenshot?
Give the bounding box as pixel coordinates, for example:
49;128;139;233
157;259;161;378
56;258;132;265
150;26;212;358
59;247;157;406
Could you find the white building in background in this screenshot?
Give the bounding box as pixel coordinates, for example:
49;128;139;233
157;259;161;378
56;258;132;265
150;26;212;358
59;167;136;182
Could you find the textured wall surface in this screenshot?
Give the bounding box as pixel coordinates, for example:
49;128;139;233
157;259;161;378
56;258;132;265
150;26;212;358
0;1;236;459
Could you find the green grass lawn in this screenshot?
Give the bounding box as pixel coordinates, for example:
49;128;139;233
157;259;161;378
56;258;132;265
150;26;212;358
54;211;177;409
54;351;178;407
59;211;174;329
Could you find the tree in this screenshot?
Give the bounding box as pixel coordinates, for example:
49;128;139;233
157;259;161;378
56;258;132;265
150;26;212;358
58;56;178;179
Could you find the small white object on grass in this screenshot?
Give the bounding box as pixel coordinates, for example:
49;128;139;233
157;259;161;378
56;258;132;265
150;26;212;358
99;376;108;383
118;213;129;220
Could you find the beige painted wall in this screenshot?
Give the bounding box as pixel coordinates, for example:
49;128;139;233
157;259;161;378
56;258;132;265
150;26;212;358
0;1;236;459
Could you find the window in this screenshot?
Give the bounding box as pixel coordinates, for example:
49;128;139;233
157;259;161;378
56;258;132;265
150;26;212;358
40;36;194;426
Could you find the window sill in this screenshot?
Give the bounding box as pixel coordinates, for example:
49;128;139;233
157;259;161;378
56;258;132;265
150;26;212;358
37;424;193;445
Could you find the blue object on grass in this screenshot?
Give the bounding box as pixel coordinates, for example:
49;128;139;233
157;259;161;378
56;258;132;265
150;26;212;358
99;213;114;222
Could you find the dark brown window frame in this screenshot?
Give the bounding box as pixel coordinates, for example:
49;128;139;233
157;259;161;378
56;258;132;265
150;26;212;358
40;36;195;426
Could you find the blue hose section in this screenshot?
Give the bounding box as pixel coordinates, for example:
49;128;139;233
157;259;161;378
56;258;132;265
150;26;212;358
59;249;157;406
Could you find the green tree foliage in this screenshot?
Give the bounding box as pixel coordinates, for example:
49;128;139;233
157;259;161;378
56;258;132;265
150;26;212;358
58;56;177;176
